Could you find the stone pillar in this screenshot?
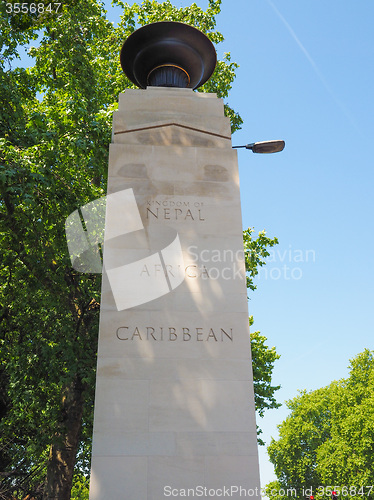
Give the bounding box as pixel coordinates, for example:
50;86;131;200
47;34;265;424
89;87;261;500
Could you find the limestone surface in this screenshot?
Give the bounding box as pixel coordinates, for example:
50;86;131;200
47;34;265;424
89;87;261;500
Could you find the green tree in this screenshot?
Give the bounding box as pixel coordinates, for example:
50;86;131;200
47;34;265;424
244;227;279;292
250;318;281;446
0;0;280;498
267;350;374;500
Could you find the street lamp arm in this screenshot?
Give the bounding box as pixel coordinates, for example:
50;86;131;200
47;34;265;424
233;140;285;154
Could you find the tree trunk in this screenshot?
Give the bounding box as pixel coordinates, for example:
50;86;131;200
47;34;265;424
43;376;85;500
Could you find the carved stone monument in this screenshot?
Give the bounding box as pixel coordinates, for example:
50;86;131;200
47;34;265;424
89;22;261;500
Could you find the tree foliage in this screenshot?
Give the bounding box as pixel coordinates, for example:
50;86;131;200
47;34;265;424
250;317;281;446
267;350;374;500
0;0;279;497
244;227;279;292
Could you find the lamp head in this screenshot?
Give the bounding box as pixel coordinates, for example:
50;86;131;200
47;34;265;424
120;22;217;90
246;140;285;154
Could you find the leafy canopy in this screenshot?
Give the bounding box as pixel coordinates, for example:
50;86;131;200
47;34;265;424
267;350;374;500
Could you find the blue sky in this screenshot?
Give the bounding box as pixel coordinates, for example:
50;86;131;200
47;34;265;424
100;0;374;487
17;0;374;488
